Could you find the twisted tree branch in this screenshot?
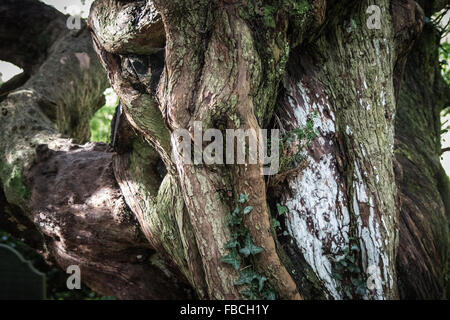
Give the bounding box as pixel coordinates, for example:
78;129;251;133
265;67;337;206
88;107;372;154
0;0;193;299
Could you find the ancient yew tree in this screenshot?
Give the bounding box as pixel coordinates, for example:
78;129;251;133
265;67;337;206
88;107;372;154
0;0;449;299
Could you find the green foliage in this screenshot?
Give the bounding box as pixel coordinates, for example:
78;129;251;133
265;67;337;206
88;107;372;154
235;269;266;289
271;218;281;230
239;233;264;257
331;237;366;299
263;5;277;28
271;203;288;232
437;9;450;135
89;89;118;143
440;42;450;134
262;0;310;29
277;113;318;173
238;193;249;203
0;162;30;200
221;193;276;300
221;249;241;270
284;0;310;18
243;206;253;215
276;203;287;215
237;269;273;300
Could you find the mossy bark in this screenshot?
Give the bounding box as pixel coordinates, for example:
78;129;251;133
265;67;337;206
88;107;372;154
395;23;450;299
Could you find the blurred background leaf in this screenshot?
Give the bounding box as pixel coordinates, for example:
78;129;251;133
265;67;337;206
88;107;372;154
89;88;118;143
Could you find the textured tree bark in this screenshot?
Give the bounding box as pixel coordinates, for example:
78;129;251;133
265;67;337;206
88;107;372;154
0;0;449;300
0;0;193;299
273;0;424;299
395;23;450;299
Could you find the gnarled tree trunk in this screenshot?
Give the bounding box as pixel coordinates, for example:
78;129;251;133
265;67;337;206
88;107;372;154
0;0;449;300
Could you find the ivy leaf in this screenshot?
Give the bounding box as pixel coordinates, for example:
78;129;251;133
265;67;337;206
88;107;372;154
338;259;348;267
263;290;276;300
334;263;344;273
352;278;367;296
352;278;365;287
221;249;241;270
347;255;355;264
258;276;267;292
230;232;239;239
232;207;240;217
235;270;259;286
348;264;361;273
239;234;263;257
236;228;249;238
229;215;242;227
332;272;343;281
271;219;281;230
226;239;239;249
240;289;255;300
356;285;367;297
238;193;249;203
276;204;287;216
243;206;253;215
351;244;360;252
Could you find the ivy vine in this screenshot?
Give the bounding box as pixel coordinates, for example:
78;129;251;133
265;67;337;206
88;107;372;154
221;193;277;300
331;237;367;299
273;112;318;174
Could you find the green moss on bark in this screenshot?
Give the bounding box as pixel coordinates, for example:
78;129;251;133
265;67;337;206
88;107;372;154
0;161;31;205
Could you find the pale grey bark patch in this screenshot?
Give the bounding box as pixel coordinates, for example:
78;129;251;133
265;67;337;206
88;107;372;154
281;78;349;299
